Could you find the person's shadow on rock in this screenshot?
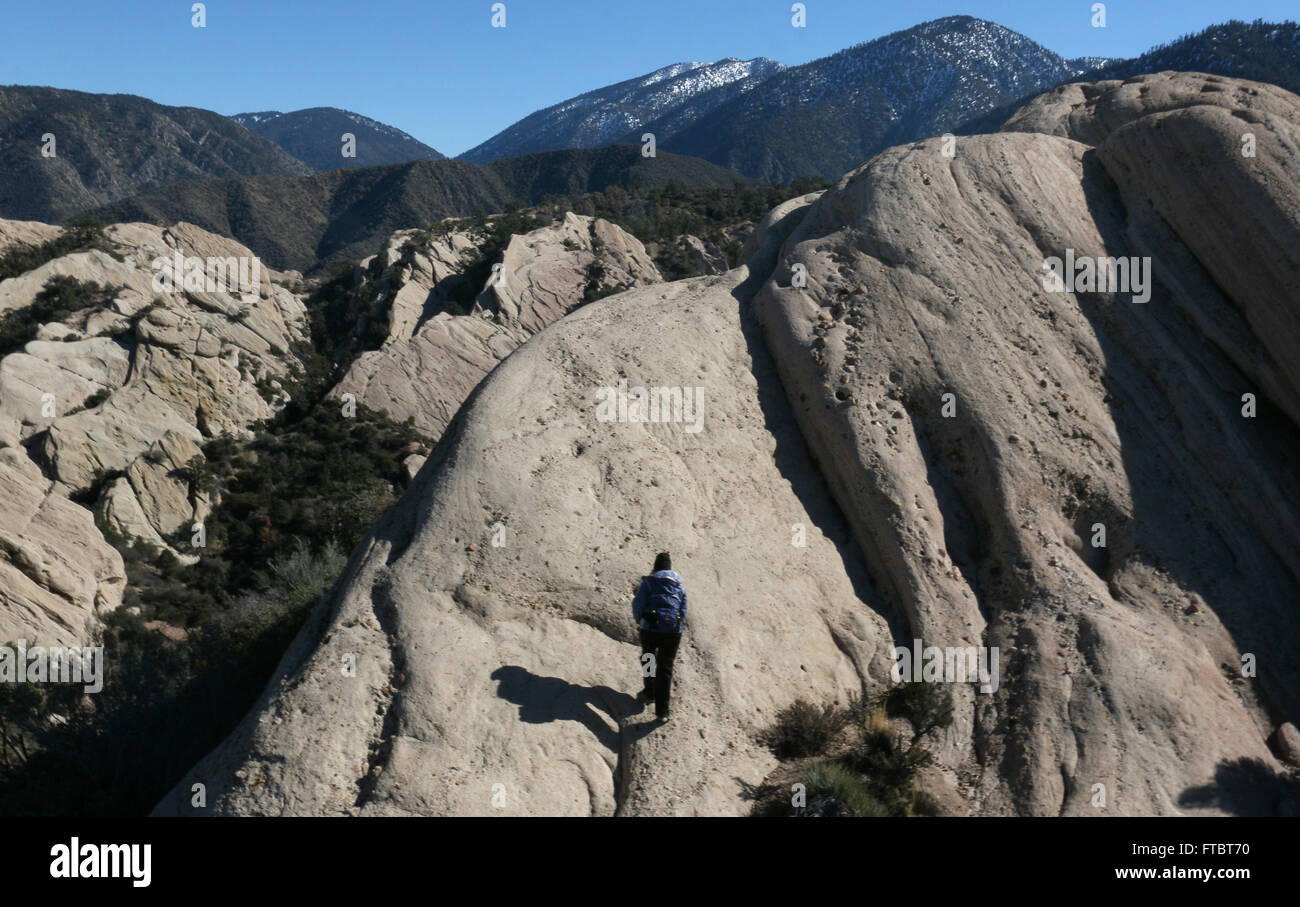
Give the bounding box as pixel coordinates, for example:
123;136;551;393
1179;757;1300;816
490;665;640;752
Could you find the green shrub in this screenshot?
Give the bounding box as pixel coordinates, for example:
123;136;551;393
795;762;892;817
0;218;115;282
840;730;923;815
760;698;849;759
0;275;119;353
885;680;955;741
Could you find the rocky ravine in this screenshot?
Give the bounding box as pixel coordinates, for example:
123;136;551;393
154;72;1300;817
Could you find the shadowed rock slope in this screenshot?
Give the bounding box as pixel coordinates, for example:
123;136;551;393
0;86;311;223
157;73;1299;816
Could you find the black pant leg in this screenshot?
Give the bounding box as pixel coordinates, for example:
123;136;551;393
638;630;656;699
654;632;682;718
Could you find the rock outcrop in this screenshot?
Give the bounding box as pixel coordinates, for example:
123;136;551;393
678;235;731;276
331;213;661;439
754;72;1300;815
155;192;898;816
158;73;1300;816
0;222;308;556
0;219;309;639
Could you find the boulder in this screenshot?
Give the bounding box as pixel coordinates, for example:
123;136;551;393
1273;723;1300;768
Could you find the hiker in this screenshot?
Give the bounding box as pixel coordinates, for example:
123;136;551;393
632;552;687;723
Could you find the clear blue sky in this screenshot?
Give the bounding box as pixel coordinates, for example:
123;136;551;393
2;0;1296;156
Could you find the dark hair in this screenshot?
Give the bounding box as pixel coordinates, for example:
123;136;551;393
653;552;672;573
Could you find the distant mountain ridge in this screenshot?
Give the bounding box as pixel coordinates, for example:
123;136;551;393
1080;20;1300;92
458;17;1112;182
454;16;1300;183
0;85;310;222
458;57;784;164
230;107;446;171
93;144;744;272
10;17;1300;268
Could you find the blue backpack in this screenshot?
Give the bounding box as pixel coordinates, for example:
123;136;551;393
642;573;686;633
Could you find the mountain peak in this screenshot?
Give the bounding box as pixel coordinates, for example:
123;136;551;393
231;107;444;171
458;56;785;164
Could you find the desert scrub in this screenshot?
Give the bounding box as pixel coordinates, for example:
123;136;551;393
754;762;893;817
759;698;850;759
0;275;120;354
754;683;954;817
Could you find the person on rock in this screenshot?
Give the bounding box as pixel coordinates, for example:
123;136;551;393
631;552;687;723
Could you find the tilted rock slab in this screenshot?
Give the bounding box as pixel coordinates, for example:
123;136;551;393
0;450;124;647
752;73;1300;815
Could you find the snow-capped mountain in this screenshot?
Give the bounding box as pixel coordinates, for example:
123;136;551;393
457;57;784;164
456;18;1115;181
652;16;1102;181
231;107;445;171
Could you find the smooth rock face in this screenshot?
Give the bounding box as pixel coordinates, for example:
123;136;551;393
155;197;896;816
332;214;662;439
0;219;61;252
1004;71;1300;425
753;74;1300;815
1000;71;1300;147
162;73;1299;817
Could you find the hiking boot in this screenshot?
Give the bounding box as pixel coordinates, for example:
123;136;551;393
656;711;672;723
